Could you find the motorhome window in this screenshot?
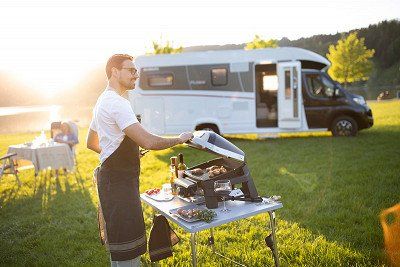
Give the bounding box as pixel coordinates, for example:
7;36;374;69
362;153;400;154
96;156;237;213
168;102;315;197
211;68;228;86
321;75;335;97
262;75;278;91
305;74;332;98
284;69;291;99
293;67;298;118
148;74;174;87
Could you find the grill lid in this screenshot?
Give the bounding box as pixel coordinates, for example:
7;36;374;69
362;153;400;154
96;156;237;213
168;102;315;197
186;131;245;161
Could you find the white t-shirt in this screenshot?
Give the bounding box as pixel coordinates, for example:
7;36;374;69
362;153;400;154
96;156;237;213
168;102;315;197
90;87;138;163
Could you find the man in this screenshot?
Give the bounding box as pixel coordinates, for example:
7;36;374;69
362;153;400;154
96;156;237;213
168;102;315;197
86;54;192;266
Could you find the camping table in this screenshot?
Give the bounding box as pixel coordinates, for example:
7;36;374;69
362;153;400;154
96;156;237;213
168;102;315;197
141;194;283;267
7;143;74;176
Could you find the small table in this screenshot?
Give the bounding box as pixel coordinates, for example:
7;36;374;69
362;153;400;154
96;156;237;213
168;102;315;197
7;143;74;176
141;194;283;266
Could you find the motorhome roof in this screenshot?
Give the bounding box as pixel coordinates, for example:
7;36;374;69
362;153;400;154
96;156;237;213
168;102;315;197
135;47;330;68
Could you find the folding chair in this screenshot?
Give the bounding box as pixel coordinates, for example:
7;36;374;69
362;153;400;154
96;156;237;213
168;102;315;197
0;153;21;185
66;121;79;165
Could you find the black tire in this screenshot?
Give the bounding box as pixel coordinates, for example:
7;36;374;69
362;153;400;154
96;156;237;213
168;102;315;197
331;116;358;137
196;124;220;135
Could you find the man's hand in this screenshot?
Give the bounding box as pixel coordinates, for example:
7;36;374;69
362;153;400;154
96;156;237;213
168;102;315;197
179;132;193;144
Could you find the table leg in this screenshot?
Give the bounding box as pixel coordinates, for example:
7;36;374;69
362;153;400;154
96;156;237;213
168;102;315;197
268;211;280;267
190;233;197;267
209;228;215;253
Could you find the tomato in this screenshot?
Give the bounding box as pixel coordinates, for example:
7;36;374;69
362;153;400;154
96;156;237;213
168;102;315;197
146;188;160;195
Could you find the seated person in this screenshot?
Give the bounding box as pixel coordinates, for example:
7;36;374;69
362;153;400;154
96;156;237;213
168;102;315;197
54;122;78;149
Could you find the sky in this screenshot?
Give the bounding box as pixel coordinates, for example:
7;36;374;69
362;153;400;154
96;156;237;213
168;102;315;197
0;0;399;96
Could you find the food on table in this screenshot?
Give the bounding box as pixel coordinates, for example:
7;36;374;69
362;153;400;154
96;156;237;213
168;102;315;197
176;208;217;223
145;188;161;196
191;168;205;175
177;208;200;219
206;165;219;172
197;209;217;223
205;165;228;177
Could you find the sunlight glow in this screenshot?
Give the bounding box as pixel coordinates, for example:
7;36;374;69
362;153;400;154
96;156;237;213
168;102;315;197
49;105;61;122
263;75;278;91
0;0;398;95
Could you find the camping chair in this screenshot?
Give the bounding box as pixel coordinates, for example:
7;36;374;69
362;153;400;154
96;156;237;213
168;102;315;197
0;153;21;185
66;121;79;165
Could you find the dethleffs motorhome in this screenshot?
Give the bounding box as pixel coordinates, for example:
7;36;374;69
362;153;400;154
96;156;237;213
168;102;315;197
129;47;373;137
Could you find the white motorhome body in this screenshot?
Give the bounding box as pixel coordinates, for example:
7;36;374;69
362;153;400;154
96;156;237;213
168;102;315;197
129;47;335;135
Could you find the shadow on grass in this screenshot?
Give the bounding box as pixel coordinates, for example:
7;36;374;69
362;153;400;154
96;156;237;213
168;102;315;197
0;170;106;265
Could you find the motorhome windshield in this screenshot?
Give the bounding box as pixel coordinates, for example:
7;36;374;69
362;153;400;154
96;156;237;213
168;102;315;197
323;73;344;90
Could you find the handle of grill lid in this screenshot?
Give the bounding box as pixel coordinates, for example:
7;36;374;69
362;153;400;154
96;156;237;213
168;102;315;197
186;130;245;162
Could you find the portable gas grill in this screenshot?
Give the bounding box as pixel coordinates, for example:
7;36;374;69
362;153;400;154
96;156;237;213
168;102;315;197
173;130;261;209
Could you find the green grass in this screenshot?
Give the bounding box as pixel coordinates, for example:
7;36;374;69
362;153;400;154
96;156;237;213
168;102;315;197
1;100;399;266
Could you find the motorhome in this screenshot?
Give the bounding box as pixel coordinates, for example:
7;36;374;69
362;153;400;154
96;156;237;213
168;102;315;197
129;47;373;137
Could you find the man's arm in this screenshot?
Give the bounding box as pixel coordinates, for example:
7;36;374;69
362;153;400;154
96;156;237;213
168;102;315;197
86;129;101;154
123;123;192;150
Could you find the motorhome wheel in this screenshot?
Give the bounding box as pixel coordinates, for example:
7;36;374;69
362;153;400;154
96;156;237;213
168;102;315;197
331;116;358;137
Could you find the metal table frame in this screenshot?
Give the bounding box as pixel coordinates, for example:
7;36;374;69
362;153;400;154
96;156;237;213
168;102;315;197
141;194;282;266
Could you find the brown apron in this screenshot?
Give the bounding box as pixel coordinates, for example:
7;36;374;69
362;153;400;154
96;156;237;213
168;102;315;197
95;136;147;261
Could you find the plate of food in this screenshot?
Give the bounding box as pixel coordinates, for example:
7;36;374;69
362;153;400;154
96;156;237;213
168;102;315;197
144;188;174;202
170;205;217;223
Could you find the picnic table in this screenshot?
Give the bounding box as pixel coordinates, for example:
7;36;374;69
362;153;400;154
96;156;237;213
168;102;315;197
141;194;283;267
7;142;74;176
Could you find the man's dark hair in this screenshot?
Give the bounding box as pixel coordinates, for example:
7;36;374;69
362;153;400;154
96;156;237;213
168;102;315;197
106;54;134;79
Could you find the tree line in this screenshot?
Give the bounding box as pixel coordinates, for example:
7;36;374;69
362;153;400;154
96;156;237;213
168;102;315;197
0;19;398;107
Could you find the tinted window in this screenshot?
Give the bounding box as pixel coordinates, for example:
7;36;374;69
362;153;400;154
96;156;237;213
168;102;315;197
293;67;298;117
148;74;173;87
284;69;291;99
211;68;228;86
305;73;335;98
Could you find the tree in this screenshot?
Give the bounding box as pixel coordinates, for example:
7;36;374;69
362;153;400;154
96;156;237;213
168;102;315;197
245;35;278;50
149;40;183;54
326;32;375;87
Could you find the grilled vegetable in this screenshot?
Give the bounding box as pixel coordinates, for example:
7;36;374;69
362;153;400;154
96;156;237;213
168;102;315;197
176;208;217;223
196;209;217;223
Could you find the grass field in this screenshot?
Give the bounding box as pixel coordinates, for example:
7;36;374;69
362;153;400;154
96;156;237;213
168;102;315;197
0;100;399;266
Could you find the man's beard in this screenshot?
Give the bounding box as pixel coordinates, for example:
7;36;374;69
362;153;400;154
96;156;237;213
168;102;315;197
120;79;136;90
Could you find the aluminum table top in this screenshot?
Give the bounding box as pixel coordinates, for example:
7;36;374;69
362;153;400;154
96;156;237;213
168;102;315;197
141;194;283;233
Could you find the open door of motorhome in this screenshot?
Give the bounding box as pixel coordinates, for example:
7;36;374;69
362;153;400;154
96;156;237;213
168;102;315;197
277;61;302;129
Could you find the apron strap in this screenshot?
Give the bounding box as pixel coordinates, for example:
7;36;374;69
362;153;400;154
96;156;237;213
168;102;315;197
93;166;109;248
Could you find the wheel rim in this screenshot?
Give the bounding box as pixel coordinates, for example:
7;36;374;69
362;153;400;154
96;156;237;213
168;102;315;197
335;120;353;136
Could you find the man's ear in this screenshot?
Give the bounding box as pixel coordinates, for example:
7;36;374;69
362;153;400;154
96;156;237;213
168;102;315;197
111;67;119;78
